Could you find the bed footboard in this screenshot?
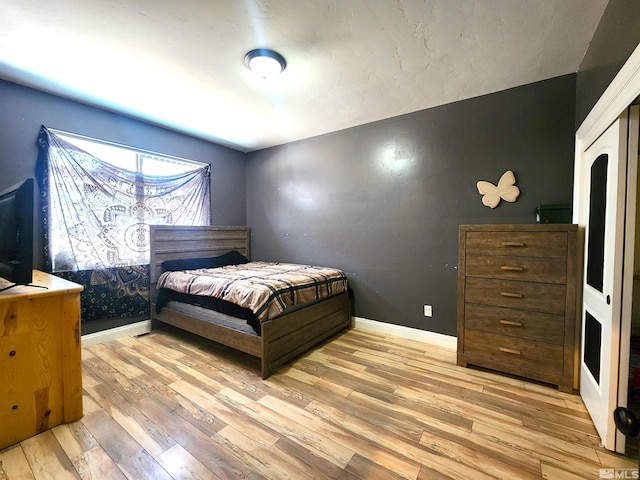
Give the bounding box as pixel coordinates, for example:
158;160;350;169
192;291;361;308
261;291;352;379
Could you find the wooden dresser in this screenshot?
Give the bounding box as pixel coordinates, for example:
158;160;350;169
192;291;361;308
457;224;582;393
0;271;84;449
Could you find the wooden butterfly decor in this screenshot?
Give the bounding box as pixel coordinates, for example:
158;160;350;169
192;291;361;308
476;170;520;209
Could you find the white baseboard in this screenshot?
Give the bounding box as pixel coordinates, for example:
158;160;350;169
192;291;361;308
81;319;152;348
353;317;457;350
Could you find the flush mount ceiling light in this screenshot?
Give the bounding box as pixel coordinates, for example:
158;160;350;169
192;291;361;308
245;49;286;79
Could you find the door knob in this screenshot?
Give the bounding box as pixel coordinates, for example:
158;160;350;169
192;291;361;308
614;406;640;437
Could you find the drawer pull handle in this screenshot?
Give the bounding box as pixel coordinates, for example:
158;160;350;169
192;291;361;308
499;320;523;327
500;291;523;298
501;265;524;271
500;347;522;355
501;242;525;247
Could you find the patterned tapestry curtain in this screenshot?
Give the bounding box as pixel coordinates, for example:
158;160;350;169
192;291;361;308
36;126;211;272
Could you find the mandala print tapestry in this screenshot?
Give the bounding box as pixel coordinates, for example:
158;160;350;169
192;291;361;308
37;126;210;272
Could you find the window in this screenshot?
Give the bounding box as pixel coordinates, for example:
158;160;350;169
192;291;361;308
56;131;205;176
39;127;211;272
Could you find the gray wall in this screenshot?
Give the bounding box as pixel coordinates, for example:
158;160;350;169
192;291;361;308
247;75;576;336
576;0;640;128
0;79;247;270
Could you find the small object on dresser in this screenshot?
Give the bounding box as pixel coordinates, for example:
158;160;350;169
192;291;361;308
535;204;572;224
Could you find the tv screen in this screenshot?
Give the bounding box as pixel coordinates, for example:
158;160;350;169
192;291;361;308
0;178;34;287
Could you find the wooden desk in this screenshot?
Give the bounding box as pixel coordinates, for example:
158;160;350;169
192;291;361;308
0;270;83;449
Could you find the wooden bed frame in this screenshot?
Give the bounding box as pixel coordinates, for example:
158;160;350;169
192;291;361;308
149;225;352;379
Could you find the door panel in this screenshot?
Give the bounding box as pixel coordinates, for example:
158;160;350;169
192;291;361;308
586;154;608;293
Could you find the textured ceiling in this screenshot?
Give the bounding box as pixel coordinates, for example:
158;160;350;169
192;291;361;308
1;0;609;152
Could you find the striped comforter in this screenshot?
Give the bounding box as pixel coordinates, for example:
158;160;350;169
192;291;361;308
157;262;348;323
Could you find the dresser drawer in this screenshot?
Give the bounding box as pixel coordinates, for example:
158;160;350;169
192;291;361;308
463;330;563;375
464;304;564;345
465;277;566;315
465;231;567;258
465;254;567;284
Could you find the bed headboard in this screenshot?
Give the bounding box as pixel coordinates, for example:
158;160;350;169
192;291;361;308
149;225;251;288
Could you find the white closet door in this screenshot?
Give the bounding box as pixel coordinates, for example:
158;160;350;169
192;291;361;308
578;106;638;452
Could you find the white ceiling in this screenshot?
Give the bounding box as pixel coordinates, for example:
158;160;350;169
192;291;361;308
1;0;609;152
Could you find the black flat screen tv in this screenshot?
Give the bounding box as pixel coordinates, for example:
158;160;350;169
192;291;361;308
0;178;34;289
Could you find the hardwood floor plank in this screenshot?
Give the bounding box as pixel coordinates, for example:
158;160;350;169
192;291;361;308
540;455;611;479
395;384;523;428
112;343;182;385
481;385;594;423
136;395;254;479
417;463;457;480
181;351;312;409
215;387;355;470
276;359;353;398
482;381;572;408
81;393;102;415
310;364;399;402
268;436;348;480
432;381;596;440
85;382;175;458
80;409;172;480
81;355;144;407
406;356;523;390
130;374;227;438
72;445;127;480
155;444;222;480
595;449;637;469
472;419;605;476
319;346;446;390
539;461;600;480
344;453;409;480
305;399;490;480
114;337;196;380
80;367;102;390
169;345;262;394
215;425;313;480
261;394;422;478
86;344;146;379
304;350;368;373
0;445;35;480
275;373;426;447
306;350;400;391
522;416;602;448
169;380;280;449
20;431;80;480
347;390;473;435
418;430;542;479
138;330;210;357
51;423;98;461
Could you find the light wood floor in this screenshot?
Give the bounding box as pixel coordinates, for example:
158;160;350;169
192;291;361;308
0;326;636;479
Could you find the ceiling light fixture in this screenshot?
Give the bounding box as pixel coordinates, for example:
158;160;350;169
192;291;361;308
245;49;286;79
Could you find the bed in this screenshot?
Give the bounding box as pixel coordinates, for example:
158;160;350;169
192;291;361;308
149;225;352;379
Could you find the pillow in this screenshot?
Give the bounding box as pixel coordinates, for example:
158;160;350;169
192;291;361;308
213;250;250;266
161;250;250;272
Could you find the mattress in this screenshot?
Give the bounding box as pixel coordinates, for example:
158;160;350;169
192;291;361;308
157;261;348;323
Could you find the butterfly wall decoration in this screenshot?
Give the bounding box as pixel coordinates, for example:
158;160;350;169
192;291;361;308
477;170;520;208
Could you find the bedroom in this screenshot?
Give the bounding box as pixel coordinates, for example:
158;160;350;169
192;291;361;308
1;0;640;478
